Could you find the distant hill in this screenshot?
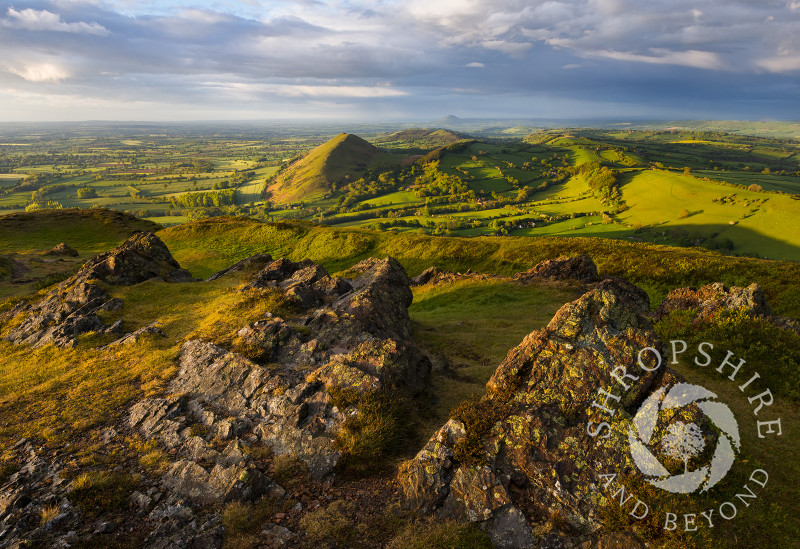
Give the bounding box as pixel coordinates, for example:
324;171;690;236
267;133;398;204
374;128;471;149
436;115;463;126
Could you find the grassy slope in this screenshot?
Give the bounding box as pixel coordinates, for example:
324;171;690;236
159;217;800;317
0;208;163;300
268;133;398;203
617;170;800;260
410;278;579;434
0;208;161;254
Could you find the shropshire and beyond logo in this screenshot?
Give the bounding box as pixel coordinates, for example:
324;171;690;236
587;340;783;531
628;382;740;494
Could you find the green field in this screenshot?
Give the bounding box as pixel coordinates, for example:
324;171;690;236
3;124;800;263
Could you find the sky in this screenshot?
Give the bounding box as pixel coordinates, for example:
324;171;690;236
0;0;799;122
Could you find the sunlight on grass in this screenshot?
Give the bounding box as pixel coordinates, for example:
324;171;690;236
409;278;578;434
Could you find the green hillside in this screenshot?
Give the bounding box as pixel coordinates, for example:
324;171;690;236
267;133;399;203
373;128;471;151
158;217;800;317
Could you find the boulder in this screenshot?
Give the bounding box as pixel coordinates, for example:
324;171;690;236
514;255;600;284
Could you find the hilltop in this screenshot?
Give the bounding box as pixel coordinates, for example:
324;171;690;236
373;128;471;150
0;211;799;547
267;133;399;203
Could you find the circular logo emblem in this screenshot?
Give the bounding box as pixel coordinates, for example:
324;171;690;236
628;382;741;494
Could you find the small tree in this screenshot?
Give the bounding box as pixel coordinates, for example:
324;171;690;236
662;421;705;474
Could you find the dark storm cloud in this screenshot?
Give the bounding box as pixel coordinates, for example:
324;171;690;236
0;0;798;120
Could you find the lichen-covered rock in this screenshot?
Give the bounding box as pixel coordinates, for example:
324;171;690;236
128;255;430;488
3;232;193;348
77;232;194;286
0;441;78;549
4;281;113;348
241;257;352;308
514;255;600;284
399;278;675;547
655;282;772;319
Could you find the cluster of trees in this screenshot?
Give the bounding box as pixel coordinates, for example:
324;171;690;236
77;187;98;199
579;162;621;205
30;183;69;201
170;189;236;208
17;172;59;192
25;200;63;212
335;170;403;207
414;164;469;197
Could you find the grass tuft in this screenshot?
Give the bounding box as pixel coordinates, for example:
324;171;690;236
69;470;140;514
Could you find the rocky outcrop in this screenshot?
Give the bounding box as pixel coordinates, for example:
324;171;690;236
206;253;274;281
128;255;430;496
3;232;193;348
241;257;353;309
514;255;600;284
43;243;79;257
399;278;682;547
655;281;772;320
77;232;194;286
653;281;800;336
411;266;491;286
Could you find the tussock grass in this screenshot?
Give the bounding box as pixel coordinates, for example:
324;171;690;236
222;497;290;549
386;518;492;549
328;386;419;477
69;470;140;514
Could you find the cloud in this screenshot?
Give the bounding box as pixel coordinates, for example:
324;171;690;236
5;62;70;82
587;48;726;70
2;7;109;35
757;54;800;72
0;0;798;120
217;82;408;98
